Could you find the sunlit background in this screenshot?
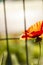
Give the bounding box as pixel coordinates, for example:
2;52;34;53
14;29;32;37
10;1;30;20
0;0;43;34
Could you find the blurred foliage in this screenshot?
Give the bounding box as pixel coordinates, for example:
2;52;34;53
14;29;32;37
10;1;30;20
0;34;43;65
0;0;3;2
0;40;6;55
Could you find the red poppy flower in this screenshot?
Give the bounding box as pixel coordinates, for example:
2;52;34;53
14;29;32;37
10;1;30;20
20;20;43;39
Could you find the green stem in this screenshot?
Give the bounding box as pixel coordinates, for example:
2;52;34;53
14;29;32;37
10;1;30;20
38;42;41;65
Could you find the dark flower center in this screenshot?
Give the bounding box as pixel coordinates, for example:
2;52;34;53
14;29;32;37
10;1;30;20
35;36;42;42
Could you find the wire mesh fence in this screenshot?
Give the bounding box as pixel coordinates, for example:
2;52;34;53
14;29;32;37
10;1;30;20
0;0;28;65
0;0;43;65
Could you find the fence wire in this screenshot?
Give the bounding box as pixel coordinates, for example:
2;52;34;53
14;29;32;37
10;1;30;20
0;0;29;65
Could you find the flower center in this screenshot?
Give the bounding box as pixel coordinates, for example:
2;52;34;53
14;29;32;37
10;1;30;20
36;36;42;42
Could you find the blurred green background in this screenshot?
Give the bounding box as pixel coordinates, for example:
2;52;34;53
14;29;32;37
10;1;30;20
0;35;43;65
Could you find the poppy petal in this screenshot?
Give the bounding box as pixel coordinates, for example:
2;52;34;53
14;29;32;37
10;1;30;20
20;20;43;39
41;21;43;32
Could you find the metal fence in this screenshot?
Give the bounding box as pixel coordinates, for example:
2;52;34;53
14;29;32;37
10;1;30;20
0;0;28;65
